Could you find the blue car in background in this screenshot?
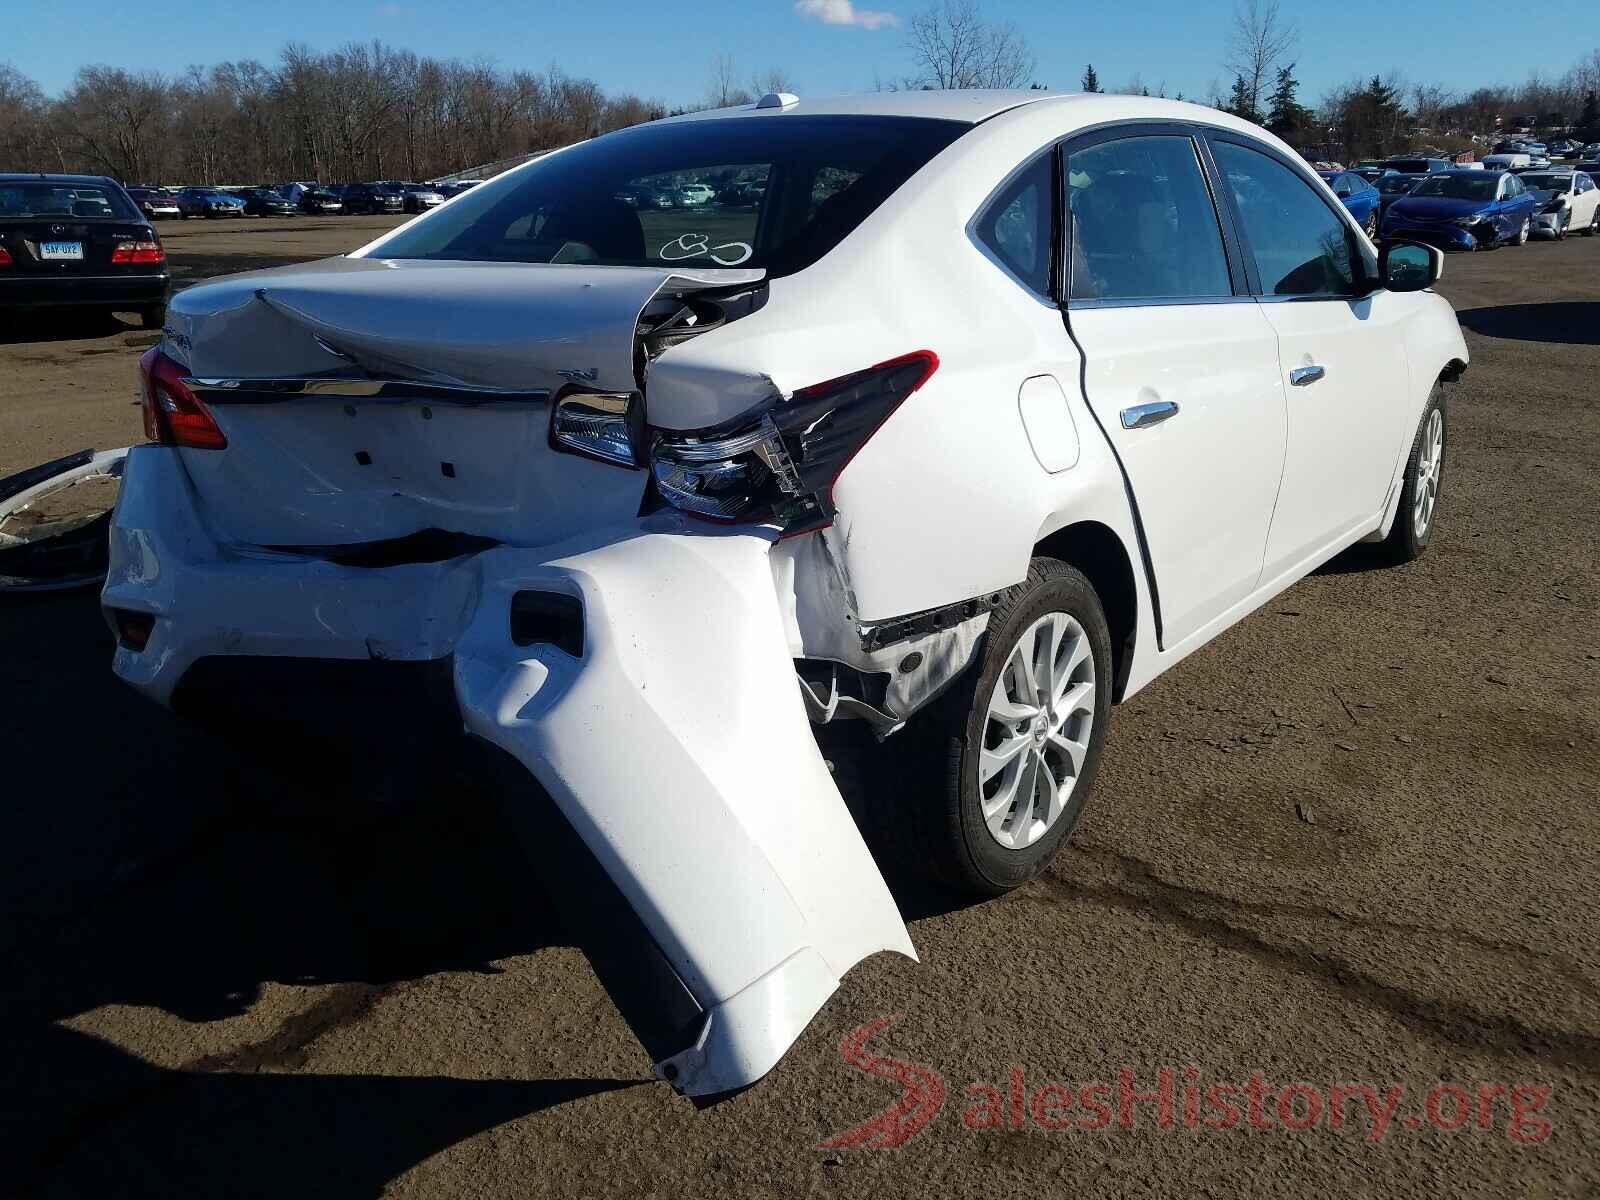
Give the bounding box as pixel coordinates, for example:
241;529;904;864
1380;169;1539;250
1319;170;1382;237
175;187;247;219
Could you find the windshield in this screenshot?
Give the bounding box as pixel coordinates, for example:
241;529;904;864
0;182;140;220
371;115;968;276
1519;174;1566;193
1376;175;1419;194
1408;175;1498;200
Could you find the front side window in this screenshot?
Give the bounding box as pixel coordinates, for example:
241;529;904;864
973;152;1053;296
371;115;967;277
1212;140;1362;298
1066;134;1232;302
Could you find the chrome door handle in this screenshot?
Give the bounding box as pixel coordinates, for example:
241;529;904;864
1119;399;1180;430
1289;365;1326;387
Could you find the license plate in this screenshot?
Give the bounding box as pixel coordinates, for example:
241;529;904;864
40;241;83;261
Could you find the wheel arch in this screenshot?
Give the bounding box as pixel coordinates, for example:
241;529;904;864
1033;519;1138;701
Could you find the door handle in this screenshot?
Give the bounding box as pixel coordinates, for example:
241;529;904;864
1289;365;1326;387
1119;399;1180;430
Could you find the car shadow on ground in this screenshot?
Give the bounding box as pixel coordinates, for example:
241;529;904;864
0;311;150;347
1456;301;1600;345
0;588;970;1194
0;589;649;1194
1313;540;1407;576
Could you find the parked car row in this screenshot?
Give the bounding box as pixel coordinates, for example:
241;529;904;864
1378;167;1600;247
613;178;768;209
118;179;462;219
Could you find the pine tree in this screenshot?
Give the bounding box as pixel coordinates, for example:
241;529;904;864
1226;75;1260;124
1265;64;1311;143
1080;64;1101;93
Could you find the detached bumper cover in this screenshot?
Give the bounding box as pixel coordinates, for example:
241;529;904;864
104;446;915;1096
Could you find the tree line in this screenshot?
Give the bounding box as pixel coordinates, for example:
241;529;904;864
0;45;667;186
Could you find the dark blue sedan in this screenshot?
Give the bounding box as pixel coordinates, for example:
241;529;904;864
1380;170;1540;250
1319;171;1382;237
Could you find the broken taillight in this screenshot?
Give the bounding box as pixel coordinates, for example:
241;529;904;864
548;389;645;468
650;351;937;533
138;346;227;450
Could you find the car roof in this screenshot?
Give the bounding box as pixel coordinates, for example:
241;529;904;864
0;172;116;184
655;89;1063;126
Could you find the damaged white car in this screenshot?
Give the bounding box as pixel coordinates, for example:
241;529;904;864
103;92;1468;1097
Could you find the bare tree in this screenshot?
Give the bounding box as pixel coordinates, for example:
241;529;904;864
1225;0;1296;120
705;53;752;109
750;66;795;98
905;0;1035;90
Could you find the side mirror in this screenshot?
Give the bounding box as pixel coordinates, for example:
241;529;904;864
1379;240;1442;292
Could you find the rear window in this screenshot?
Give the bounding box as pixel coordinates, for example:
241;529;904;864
0;182;139;220
370;115;967;277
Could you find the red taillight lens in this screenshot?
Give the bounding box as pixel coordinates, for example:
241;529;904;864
112;240;165;264
0;246;12;266
138;346;227;450
649;350;938;533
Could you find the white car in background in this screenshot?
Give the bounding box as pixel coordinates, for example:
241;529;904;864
675;182;716;206
106;91;1468;1100
1521;170;1600;238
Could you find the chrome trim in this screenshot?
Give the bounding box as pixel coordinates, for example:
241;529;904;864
1289;365;1326;387
183;376;552;406
653;425;772;463
1068;294;1250;310
1119;399;1180;430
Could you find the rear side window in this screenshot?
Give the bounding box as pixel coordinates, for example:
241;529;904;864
371;115;967;278
1212;140;1362;298
973;153;1054;297
1066;134;1232;302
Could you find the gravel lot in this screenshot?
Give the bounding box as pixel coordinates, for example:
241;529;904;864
2;215;1597;1198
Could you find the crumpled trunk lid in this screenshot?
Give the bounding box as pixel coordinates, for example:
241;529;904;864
163;257;764;549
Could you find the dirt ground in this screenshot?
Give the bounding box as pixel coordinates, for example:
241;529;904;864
2;215;1598;1198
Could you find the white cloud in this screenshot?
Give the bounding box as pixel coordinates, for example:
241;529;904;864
795;0;900;30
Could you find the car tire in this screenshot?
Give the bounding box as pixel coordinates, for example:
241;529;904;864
1585;207;1599;237
1515;218;1530;245
1383;384;1447;563
902;557;1114;896
1364;211;1379;239
139;305;165;331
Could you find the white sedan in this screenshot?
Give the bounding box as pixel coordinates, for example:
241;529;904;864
1521;169;1600;239
106;91;1468;1099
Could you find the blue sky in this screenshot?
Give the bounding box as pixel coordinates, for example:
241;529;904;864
7;0;1596;106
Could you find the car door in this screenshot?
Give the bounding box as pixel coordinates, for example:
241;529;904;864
1207;135;1413;578
1062;127;1287;647
1501;173;1534;236
1577;174;1600;227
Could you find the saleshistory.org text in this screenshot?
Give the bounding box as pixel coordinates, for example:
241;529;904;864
819;1017;1555;1149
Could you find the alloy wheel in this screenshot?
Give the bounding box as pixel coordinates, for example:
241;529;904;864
979;612;1097;850
1413;407;1444;538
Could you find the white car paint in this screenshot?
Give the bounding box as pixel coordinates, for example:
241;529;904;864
106;90;1468;1097
1525;171;1600;237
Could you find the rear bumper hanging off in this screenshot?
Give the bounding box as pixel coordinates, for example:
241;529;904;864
104;445;915;1096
